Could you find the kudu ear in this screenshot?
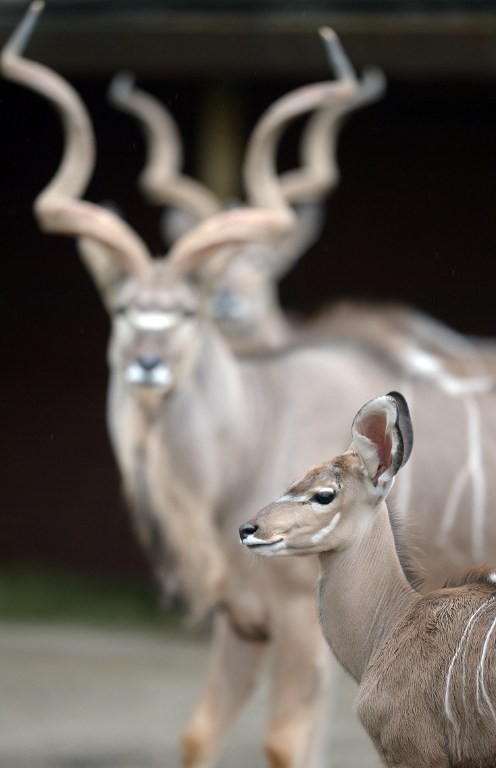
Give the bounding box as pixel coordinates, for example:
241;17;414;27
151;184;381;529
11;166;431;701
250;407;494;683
160;207;202;247
77;237;133;310
263;201;325;279
166;206;318;289
351;391;413;491
166;206;295;285
76;201;146;309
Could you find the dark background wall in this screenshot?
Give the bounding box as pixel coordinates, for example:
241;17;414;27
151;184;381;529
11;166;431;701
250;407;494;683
1;63;495;577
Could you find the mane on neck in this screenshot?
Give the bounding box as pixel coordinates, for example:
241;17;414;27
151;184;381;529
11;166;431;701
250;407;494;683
444;565;496;589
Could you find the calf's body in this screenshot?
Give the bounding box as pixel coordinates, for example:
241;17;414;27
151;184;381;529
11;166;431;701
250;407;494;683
242;393;496;767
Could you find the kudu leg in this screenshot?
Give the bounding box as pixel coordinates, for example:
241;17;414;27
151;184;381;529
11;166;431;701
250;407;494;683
181;611;268;768
264;600;332;768
298;646;333;768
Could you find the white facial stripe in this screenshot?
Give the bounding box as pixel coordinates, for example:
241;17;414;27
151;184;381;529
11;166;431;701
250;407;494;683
277;486;338;505
277;494;309;503
243;534;275;545
130;310;180;331
313;487;337;496
242;535;285;553
311;512;341;544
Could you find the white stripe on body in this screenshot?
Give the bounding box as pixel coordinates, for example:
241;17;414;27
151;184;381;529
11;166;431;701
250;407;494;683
461;599;496;712
476;615;496;723
437;395;487;563
404;348;492;395
466;396;487;562
444;598;494;726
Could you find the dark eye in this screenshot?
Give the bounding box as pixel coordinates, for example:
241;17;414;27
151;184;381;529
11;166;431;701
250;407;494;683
312;490;336;505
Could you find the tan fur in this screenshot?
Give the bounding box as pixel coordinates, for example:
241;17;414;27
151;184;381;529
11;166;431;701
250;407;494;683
6;9;496;768
243;396;496;767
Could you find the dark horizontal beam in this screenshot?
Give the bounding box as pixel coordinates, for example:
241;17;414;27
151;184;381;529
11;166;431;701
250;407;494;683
1;8;495;78
2;0;495;10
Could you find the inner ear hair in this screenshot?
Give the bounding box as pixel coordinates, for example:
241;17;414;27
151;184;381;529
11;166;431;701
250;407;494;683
352;394;405;484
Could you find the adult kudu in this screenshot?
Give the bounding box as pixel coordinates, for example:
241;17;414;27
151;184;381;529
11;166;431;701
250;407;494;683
3;4;496;767
107;43;491;391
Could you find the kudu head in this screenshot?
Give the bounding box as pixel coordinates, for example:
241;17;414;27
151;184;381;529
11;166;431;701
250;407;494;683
239;391;413;555
1;1;303;402
3;5;386;391
1;5;386;388
109;32;385;350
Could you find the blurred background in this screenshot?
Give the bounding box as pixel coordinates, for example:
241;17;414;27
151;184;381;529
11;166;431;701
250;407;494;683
1;1;496;766
2;0;496;588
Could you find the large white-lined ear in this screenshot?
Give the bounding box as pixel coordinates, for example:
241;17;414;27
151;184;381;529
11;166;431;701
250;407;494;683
76;200;150;310
77;237;136;311
195;201;323;282
351;391;413;488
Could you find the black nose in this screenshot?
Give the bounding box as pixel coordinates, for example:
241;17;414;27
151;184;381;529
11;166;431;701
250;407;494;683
239;522;258;541
137;354;161;371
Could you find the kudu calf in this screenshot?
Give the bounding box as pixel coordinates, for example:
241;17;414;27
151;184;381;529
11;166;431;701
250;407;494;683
4;5;496;768
241;392;496;767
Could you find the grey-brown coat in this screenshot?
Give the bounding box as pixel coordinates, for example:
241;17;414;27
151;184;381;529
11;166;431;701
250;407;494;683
242;393;496;767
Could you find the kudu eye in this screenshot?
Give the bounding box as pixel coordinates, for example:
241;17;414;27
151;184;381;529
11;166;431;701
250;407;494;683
313;490;336;505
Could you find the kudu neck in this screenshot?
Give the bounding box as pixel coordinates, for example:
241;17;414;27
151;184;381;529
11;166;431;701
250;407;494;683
232;308;290;355
318;501;418;683
161;324;270;500
181;324;244;406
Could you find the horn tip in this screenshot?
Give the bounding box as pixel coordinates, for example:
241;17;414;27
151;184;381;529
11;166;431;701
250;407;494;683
2;0;45;65
318;26;337;42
